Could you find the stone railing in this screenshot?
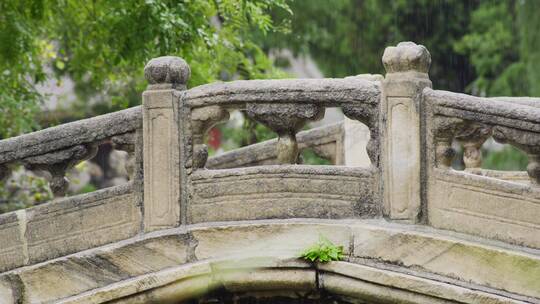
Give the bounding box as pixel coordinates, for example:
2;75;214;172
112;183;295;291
0;41;539;281
206;122;344;169
142;56;381;229
0;107;145;272
426;89;540;248
0;107;142;196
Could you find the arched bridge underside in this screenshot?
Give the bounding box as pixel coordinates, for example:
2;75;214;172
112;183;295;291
1;219;537;304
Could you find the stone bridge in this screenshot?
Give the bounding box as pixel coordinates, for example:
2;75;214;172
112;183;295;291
0;42;539;304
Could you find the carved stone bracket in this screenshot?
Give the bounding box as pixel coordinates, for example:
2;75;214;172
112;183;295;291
432;116;465;168
455;123;492;169
22;144;98;197
191;106;230;169
492;126;540;185
111;132;136;180
246;103;323;164
342;104;379;166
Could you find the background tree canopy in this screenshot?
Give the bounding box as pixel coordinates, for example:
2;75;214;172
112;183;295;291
1;0;539;139
0;0;290;138
261;0;539;97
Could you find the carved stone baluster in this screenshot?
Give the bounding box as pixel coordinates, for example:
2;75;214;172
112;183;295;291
191;106;230;169
247;103;324;164
432;116;464;168
455;123;492;169
111;132;136;180
492;126;540;185
22;144;98;197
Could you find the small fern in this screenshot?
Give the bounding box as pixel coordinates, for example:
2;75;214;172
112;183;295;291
300;235;344;263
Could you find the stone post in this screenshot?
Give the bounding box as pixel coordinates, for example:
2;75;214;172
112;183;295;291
142;56;190;232
381;42;431;222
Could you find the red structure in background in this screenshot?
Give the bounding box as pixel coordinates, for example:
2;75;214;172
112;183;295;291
208;128;221;150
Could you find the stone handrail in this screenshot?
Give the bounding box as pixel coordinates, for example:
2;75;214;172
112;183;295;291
428;89;540;132
490;96;540;107
206;122;344;169
181;78;380;169
141;56;383;231
427;88;540;184
184;78;380;108
425;88;540;249
0;106;142;196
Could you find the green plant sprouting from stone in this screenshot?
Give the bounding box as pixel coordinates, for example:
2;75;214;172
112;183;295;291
301;235;344;263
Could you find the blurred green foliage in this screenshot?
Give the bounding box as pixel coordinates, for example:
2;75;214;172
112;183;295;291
300;149;331;165
261;0;478;92
454;0;540;97
0;170;53;213
482;146;528;171
0;0;290;138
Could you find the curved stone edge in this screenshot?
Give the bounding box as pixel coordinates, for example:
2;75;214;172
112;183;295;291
0;183;141;273
57;259;525;304
184;78;381;108
425;88;540;133
0;219;538;303
489;96;540;108
191;164;375;180
188;166;378;223
0;106;142;164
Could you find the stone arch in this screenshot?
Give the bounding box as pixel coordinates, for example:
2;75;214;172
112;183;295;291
66;256;517;304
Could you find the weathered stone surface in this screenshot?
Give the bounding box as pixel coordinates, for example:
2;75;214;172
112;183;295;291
191;222;352;261
247;103;323;134
455;123;492;168
144;56;190;90
490;96;540;107
382;41;431;74
465;168;529;184
319;263;522;304
0;212;25;272
0;106;141;164
0;220;536;303
24;184;140;265
188;166;378;223
351;221;540;299
0;277;15;304
426;88;540;133
143;89;183;231
61;260;525;304
184;78;381;108
428;169;540;249
247;103;324;164
23;235;189;303
381;41;432;222
23;144;99;196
